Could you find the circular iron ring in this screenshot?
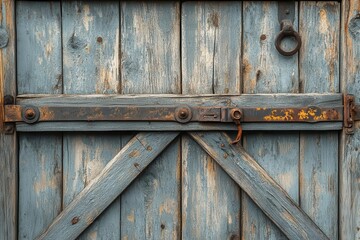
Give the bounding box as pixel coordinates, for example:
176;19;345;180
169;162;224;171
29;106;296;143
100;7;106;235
275;29;302;56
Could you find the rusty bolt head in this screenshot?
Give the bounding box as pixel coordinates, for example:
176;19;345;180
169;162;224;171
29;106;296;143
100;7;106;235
178;108;189;119
25;108;36;120
71;216;79;225
230;108;242;120
175;106;192;123
22;106;40;124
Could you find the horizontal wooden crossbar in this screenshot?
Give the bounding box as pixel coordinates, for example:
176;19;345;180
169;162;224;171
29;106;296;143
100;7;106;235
190;132;329;240
4;93;345;131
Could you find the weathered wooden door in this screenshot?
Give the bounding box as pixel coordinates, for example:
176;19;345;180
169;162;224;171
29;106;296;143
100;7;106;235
1;1;359;239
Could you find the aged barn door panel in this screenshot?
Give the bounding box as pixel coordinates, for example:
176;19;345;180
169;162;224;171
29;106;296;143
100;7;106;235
61;2;121;239
340;0;360;239
120;2;181;239
181;2;241;238
0;1;16;240
242;2;300;239
17;2;63;239
299;2;340;239
2;0;359;239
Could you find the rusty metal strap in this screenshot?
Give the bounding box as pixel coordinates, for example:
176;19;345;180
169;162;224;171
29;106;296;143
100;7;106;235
4;105;343;124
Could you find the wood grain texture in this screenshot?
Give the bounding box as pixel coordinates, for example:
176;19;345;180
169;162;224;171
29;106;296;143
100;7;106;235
299;132;338;239
340;0;360;239
37;132;179;240
16;1;62;94
19;133;62;240
181;2;241;239
120;2;181;239
63;133;122;239
243;132;299;240
61;2;121;239
16;93;343;107
0;1;16;239
62;1;120;94
16;2;63;240
189;132;328;240
243;1;299;94
15;122;344;133
181;1;241;94
299;2;340;239
242;1;299;239
121;1;180;94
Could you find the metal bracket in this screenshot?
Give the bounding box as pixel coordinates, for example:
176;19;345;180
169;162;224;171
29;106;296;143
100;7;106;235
276;1;301;56
2;95;15;134
4;94;360;137
343;94;359;134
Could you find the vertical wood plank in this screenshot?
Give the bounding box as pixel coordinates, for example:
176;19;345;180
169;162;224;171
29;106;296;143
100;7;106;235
0;0;16;239
181;2;242;94
18;134;62;240
181;2;241;239
120;2;181;239
340;0;360;239
121;1;180;94
16;1;62;94
299;2;340;239
16;2;62;240
61;2;121;239
242;1;299;239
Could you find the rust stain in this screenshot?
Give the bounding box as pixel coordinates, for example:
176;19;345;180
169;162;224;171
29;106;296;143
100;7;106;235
129;150;140;158
299;108;332;121
127;209;135;223
264;109;294;121
208;12;219;28
40;107;55;121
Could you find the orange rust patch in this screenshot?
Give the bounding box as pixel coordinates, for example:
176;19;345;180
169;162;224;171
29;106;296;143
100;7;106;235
264;109;294;121
40;107;55;121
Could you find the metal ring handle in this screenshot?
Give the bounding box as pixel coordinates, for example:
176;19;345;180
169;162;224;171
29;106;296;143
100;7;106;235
275;28;302;56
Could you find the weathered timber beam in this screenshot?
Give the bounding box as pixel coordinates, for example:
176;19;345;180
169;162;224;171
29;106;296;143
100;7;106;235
189;132;329;240
6;93;344;131
15;121;343;132
37;132;179;240
16;93;343;107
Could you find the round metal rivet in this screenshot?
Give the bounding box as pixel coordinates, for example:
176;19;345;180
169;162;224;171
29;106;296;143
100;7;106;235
175;106;192;123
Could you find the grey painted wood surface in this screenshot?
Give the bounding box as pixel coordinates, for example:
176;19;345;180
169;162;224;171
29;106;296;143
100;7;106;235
242;1;299;239
16;1;62;94
37;132;179;240
17;93;343;107
63;133;122;239
0;1;16;239
16;2;63;240
19;134;62;240
15;122;344;132
61;2;121;239
120;2;181;239
340;0;360;239
181;2;241;239
7;1;356;239
190;132;328;240
121;1;180;94
299;2;340;239
62;1;120;94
